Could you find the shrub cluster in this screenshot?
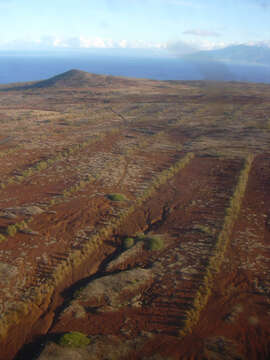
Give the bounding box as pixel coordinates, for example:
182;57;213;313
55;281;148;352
122;235;164;251
5;220;27;237
122;237;135;249
144;235;164;251
107;193;127;202
0;234;6;243
58;331;91;347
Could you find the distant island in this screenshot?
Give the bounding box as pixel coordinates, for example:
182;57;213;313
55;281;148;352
183;44;270;66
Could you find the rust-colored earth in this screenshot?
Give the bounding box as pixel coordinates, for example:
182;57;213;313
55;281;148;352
0;70;269;360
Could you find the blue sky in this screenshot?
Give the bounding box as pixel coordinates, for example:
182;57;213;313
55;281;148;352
0;0;269;53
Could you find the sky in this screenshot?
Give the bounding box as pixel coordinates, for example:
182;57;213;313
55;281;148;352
0;0;269;54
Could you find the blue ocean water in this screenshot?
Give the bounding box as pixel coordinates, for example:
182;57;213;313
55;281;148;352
0;53;270;84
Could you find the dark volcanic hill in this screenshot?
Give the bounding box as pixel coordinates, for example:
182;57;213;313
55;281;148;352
32;69;136;88
0;69;139;91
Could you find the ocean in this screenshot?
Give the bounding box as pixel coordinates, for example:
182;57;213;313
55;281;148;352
0;53;270;84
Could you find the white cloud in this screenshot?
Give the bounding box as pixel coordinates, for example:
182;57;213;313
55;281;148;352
195;40;227;51
183;29;221;37
246;40;270;47
166;40;198;55
119;39;128;48
0;36;167;50
165;38;228;55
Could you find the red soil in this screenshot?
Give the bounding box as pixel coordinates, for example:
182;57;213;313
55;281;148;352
0;73;269;359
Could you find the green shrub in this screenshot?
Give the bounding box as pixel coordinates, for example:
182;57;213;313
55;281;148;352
123;237;135;249
58;331;91;348
107;193;127;202
16;176;24;182
6;225;17;237
135;233;146;241
36;161;48;171
0;234;6;243
15;221;27;231
136;234;164;251
145;236;164;251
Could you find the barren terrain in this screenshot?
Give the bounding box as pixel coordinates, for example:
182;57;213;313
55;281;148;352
0;70;269;359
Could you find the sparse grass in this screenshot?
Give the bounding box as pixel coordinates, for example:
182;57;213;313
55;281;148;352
58;331;91;347
193;224;214;236
0;131;112;190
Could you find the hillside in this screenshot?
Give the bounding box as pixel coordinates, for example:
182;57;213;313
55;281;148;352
183;44;270;65
0;72;269;360
31;69;140;88
0;69;140;91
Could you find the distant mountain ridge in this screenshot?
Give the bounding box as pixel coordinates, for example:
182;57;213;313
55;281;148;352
183;44;270;66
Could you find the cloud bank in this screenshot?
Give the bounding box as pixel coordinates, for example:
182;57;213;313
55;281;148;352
1;35;269;55
0;35;227;53
0;36;166;50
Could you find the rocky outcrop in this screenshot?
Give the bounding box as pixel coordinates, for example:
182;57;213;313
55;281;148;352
62;268;153;316
105;241;144;272
6;206;44;216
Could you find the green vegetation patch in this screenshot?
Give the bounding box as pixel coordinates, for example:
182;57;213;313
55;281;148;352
6;224;17;237
135;233;147;241
0;234;6;243
58;331;91;348
145;236;164;251
136;234;164;251
122;237;135;249
107;193;127;202
5;221;28;237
